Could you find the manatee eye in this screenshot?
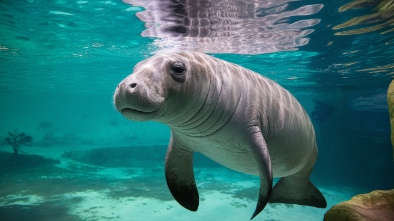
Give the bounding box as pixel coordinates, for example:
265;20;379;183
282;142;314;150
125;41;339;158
171;62;185;75
169;62;186;82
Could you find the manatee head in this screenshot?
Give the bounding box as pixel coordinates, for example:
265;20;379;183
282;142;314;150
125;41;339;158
114;52;212;122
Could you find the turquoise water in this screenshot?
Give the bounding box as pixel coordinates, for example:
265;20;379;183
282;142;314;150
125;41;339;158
1;0;394;220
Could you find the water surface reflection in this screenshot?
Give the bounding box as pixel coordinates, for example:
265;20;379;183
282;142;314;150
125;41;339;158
124;0;323;54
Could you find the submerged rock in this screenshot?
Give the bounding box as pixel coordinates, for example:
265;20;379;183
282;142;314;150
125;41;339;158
388;79;394;160
61;146;221;168
0;152;60;168
324;189;394;221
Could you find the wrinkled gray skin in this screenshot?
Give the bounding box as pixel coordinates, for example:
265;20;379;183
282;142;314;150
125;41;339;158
114;51;326;219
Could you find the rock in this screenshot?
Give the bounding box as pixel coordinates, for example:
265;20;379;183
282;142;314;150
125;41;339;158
388;80;394;160
0;152;60;169
324;189;394;221
61;146;221;168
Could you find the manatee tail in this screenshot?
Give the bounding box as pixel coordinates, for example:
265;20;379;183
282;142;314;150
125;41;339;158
269;176;327;208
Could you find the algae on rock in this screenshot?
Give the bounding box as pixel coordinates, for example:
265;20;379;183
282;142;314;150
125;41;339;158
324;189;394;221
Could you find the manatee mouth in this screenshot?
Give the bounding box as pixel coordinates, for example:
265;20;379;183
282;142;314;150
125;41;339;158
120;108;157;115
119;105;165;121
121;107;159;115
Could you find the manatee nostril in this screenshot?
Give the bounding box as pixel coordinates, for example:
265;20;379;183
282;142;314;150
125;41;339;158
130;83;137;88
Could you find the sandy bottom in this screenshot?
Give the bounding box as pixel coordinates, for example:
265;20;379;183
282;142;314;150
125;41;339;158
0;146;358;221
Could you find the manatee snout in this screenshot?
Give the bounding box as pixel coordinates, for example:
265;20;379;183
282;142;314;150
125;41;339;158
113;75;165;120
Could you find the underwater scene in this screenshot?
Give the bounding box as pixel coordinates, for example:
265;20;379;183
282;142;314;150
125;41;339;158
1;0;394;220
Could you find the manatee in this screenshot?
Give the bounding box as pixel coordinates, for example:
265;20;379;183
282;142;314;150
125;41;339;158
113;51;327;219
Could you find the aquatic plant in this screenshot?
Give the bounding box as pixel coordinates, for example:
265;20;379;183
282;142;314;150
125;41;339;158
3;130;33;154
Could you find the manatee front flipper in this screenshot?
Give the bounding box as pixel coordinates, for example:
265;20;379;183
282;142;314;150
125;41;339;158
269;166;327;208
165;134;199;211
248;126;273;220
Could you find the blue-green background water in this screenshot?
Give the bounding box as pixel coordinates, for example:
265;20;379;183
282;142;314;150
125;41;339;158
1;0;394;220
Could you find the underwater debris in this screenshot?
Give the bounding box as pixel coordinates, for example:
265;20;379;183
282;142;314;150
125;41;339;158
3;130;33;154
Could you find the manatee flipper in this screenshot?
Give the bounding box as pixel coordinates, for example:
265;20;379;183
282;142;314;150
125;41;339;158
249;126;273;220
165;134;199;211
269;170;327;208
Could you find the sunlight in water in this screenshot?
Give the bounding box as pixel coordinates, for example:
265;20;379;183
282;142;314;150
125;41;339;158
333;0;394;35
